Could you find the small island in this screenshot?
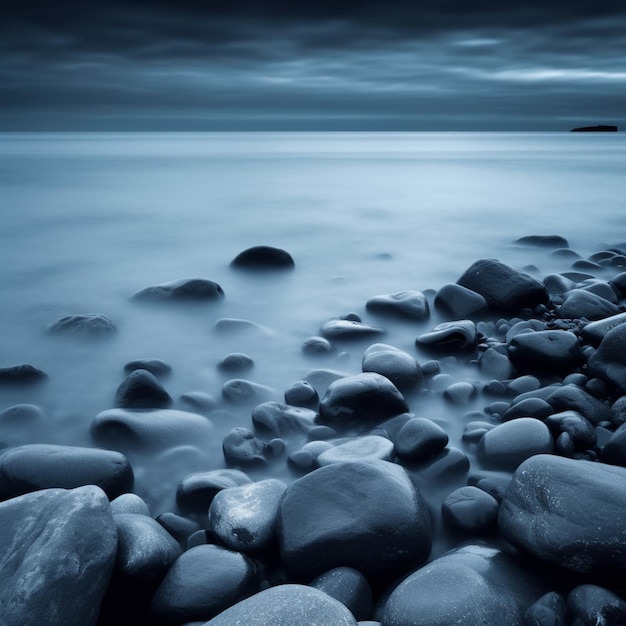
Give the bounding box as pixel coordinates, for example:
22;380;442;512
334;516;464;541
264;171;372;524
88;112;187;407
570;124;618;132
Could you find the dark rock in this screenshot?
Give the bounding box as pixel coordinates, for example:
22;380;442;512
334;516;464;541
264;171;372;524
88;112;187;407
251;401;317;438
317;435;394;465
417;447;470;481
515;235;569;248
507;330;584;375
478;418;553;470
365;290;430;320
320;319;385;341
0;363;47;384
546;385;611;426
611;396;626;426
132;278;224;302
416;320;477;351
479;347;515;380
203;584;358;625
214;318;271;334
302;335;336;355
110;492;151;516
150;544;259;623
441;486;500;534
115;368;172;409
524;591;568;626
47;313;116;336
176;468;252;514
222;379;276;404
124;358;172;377
393;417;448;462
217;353;254;372
0;444;133;501
602;422;626;466
362;343;423;391
498;454;626;575
544;410;596;451
310;566;373;622
208;478;286;554
572;259;602;272
0;403;47;444
502;398;553;422
318;373;408;430
570;125;618;132
156;512;201;546
288;440;334;470
457;258;549;313
544;273;577;296
443;381;477;404
284;380;319;409
278;460;431;581
223;427;268;466
609;271;626;298
471;472;512;503
0;486;117;626
557;289;620;321
567;584;626;625
579;279;618;303
230;245;295;269
92;408;214;450
382;543;546;626
434;283;488;318
587;323;626;394
505;319;546;343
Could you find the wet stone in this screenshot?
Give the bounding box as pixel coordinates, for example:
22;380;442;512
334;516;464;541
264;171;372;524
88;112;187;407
302;335;335;355
223;427;268;466
544;410;596;451
507;330;584;375
179;391;217;412
217;352;254;372
208;478;287;554
288;441;335;470
463;421;495;443
393;417;449;462
251;401;317;438
502;397;553;422
441;485;500;534
115;368;172;409
123;359;172;378
507;375;541;395
320;318;385;341
557;289;620;320
602;422;626;466
417;447;470;482
478;346;515;380
524;591;568;626
567;584;626;626
310;566;373;622
222;379;276;404
230;245;295;269
515;235;569;248
434;283;488;319
317;435;394;466
365;290;430;320
587;323;626;394
0;363;47;384
132;277;224;302
47;313;116;336
443;381;477;404
546;385;611;426
214;317;271;334
284;380;319;409
156;512;201;546
176;468;253;514
361;343;423;391
416;320;477;351
110;493;151;516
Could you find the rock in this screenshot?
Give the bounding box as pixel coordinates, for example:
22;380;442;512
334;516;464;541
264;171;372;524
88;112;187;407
251;401;317;438
498;454;626;575
115;368;172;409
365;290;430;320
0;363;47;384
0;486;117;626
570;125;618;132
457;258;549;313
278;460;432;581
179;391;217;412
318;373;409;430
208;478;287;554
47;313;116;336
478;347;515;380
361;343;423;391
610;271;626;297
441;486;499;534
124;358;172;377
317;435;395;466
544;410;596;451
288;440;335;470
223;427;268;466
434;283;488;318
602;422;626;466
567;584;626;625
515;235;569;248
214;318;271;334
176;469;253;514
582;312;626;346
416;320;477;351
310;567;373;622
478;418;554;470
587;323;626;393
284;380;319;409
302;336;336;355
392;417;448;462
0;444;133;501
546;385;611;425
230;245;295;269
150;544;259;623
544;273;577;296
502;397;553;422
92;408;214;450
156;512;201;546
524;591;568;626
132;278;224;302
579;279;619;303
203;584;358;625
382;543;546;626
507;330;584;375
320;319;385;341
217;353;254;372
0;403;47;444
110;492;151;516
417;447;470;481
557;289;620;321
443;381;477;404
222;379;276;404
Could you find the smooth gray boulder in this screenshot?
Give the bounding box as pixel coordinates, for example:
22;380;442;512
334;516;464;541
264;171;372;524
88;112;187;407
498;454;626;574
0;486;117;626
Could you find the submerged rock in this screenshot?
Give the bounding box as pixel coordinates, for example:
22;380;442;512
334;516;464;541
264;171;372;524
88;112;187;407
515;235;569;248
416;320;477;351
115;368;172;409
47;313;116;336
230;245;295;269
132;278;224;302
0;363;47;384
365;290;430;320
320;319;385;340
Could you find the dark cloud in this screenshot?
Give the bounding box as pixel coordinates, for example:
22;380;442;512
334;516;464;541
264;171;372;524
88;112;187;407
2;1;626;129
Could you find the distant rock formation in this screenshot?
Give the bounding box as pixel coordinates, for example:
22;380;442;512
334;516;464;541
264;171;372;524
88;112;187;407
570;125;618;132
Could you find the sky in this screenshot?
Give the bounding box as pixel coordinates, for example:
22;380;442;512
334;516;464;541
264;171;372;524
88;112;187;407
2;1;626;131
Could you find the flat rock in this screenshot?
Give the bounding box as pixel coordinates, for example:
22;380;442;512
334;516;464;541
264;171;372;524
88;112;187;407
0;443;133;501
230;245;295;269
176;468;253;514
515;235;569;248
115;368;172;409
381;543;546;626
222;379;276;404
132;278;224;302
457;258;549;313
0;363;47;384
318;373;409;430
361;343;423;391
320;319;385;341
47;313;116;336
278;460;432;582
0;486;117;626
203;584;358;625
209;478;287;554
92;408;214;450
507;330;584;375
498;454;626;574
365;290;430;320
557;289;620;321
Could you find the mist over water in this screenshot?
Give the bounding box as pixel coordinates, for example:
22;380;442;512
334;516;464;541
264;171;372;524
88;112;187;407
1;131;625;517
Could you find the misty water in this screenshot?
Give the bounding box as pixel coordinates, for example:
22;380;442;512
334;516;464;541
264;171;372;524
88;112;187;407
1;131;625;529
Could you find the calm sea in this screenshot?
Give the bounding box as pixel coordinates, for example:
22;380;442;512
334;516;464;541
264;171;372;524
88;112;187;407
1;131;625;513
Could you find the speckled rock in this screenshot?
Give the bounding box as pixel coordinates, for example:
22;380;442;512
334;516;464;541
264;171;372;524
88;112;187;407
310;566;373;622
567;584;626;626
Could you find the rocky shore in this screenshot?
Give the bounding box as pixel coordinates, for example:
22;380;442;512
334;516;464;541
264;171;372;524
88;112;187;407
2;240;626;625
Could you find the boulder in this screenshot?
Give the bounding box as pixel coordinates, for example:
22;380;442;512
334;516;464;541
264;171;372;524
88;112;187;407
507;330;584;375
557;289;620;321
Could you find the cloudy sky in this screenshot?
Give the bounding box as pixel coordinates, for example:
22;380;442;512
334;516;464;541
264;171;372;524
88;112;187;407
2;1;625;131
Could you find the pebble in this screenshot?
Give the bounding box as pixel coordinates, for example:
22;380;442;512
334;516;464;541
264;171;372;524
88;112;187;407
302;335;336;355
434;283;488;318
361;343;423;391
217;352;254;372
251;401;317;437
222;378;276;404
284;379;319;408
320;318;385;340
223;427;268;466
416;319;478;351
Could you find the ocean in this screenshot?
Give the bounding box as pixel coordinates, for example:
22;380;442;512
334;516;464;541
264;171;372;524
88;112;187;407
1;131;625;517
